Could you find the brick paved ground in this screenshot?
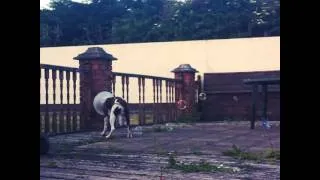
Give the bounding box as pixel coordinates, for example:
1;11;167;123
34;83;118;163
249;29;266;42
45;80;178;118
40;122;280;180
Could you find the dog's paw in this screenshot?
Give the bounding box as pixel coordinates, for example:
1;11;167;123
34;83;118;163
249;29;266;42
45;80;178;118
100;132;106;136
127;133;133;138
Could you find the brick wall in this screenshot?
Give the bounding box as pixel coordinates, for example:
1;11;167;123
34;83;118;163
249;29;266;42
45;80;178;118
202;71;280;121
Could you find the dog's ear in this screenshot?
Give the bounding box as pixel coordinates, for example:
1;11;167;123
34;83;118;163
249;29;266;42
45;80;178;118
115;97;127;107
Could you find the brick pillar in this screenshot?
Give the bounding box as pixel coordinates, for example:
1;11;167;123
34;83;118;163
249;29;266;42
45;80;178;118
171;64;198;114
73;47;117;130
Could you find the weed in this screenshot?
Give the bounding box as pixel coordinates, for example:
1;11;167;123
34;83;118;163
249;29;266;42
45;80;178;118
47;161;58;168
223;144;280;161
167;154;233;173
191;148;205;155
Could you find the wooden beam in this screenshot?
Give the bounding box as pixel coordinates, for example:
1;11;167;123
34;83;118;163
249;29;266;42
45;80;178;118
243;78;280;85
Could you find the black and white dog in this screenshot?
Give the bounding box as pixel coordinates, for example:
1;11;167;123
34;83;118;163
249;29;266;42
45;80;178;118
93;91;133;139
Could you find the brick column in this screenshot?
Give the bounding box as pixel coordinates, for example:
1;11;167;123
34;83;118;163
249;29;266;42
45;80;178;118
73;47;117;130
171;64;198;114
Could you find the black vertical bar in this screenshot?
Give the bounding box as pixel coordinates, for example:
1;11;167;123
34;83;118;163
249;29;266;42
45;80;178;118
156;79;159;103
126;76;129;103
172;81;175;103
66;71;70;105
166;80;168;103
159;79;162;123
52;70;57;134
172;81;176;120
44;68;49;134
59;70;64;133
156;79;159;123
168;81;172;121
73;70;77;132
66;71;71;132
138;77;142;125
153;78;156;124
142;77;145;124
159;79;162;103
251;84;258;129
121;76;125;99
40;67;42;133
165;80;169;122
112;74;116;95
262;84;268;120
52;70;57;104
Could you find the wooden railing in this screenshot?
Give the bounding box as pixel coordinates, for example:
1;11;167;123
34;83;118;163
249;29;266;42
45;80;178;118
40;64;182;135
112;72;182;125
40;64;80;135
40;104;81;135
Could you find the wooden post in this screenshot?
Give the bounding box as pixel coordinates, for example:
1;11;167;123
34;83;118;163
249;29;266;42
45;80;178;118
251;84;258;129
243;78;280;129
44;68;49;133
262;84;268;120
142;78;145;124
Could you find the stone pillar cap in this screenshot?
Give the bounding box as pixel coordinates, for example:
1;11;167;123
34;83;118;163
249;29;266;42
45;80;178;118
73;47;117;61
171;64;198;73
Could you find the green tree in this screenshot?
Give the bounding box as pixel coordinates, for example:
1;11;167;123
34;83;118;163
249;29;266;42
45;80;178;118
40;0;280;47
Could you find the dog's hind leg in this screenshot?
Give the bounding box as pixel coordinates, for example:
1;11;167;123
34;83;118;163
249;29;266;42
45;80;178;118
126;126;133;138
124;108;133;138
101;115;109;136
105;113;116;139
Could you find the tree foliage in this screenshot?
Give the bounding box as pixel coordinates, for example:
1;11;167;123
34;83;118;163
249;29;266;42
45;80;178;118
40;0;280;47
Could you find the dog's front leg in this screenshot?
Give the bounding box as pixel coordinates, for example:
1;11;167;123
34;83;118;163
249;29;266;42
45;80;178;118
105;113;116;139
100;115;109;136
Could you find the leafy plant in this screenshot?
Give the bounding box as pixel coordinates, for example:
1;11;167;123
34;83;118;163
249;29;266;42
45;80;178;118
47;161;58;168
223;144;280;161
168;157;233;173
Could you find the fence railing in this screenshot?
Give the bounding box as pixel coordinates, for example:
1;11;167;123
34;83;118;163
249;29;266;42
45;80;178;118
41;48;199;136
40;63;182;135
40;104;81;135
40;64;81;135
112;72;181;125
40;64;80;104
